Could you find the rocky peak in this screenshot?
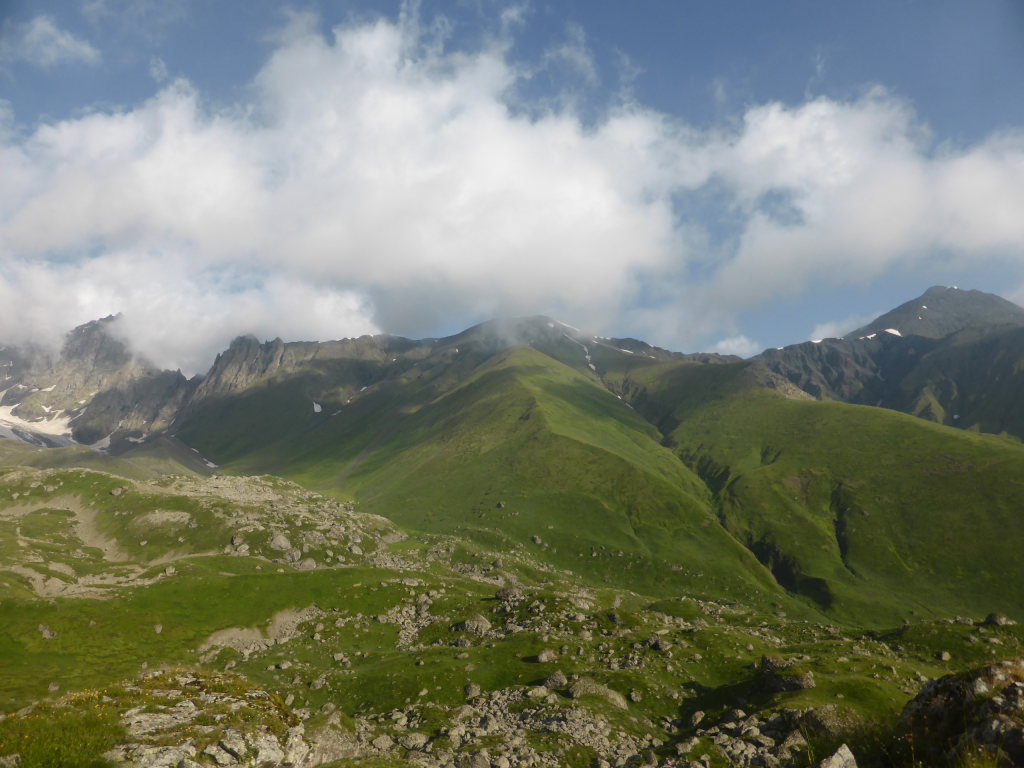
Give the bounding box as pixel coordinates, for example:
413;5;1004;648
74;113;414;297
847;286;1024;341
194;335;296;399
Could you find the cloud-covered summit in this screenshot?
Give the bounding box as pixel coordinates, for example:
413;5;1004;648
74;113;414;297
1;7;1023;373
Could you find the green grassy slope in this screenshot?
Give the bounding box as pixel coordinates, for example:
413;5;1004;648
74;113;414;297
199;346;790;607
620;361;1024;626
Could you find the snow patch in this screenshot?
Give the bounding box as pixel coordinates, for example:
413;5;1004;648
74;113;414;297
811;339;823;344
39;384;56;392
126;436;147;444
921;305;928;309
313;402;322;413
90;433;113;452
883;328;902;336
204;459;219;468
0;396;75;439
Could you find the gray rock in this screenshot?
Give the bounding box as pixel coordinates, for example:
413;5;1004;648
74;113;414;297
544;670;568;689
456;614;492;635
202;744;235;766
38;624;56;640
984;613;1015;626
465;683;482;698
248;731;285;764
371;734;393;750
269;533;292;551
296;557;317;570
495;586;524;602
401;732;429;750
218;731;247;760
284;726;310;765
813;744;858;768
568;677;627;709
761;654;816;692
536;648;557;663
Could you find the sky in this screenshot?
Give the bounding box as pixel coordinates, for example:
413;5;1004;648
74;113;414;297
1;0;1023;373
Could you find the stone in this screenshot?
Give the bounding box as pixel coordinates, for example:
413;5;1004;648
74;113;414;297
38;624;56;640
495;586;523;602
896;658;1024;766
371;734;394;750
536;648;557;663
218;731;247;760
284;726;310;765
202;744;235;766
296;557;317;570
401;732;429;750
0;756;21;768
249;731;285;764
269;533;292;551
984;613;1014;626
568;677;628;709
813;744;858;768
760;654;815;692
544;670;568;689
938;650;952;661
456;614;492;635
231;534;245;546
464;683;482;698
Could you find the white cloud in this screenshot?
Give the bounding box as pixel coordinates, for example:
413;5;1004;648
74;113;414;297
711;335;761;358
809;313;873;341
149;56;168;83
1;11;1024;373
0;16;100;68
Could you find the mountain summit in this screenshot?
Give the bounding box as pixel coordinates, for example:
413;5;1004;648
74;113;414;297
846;285;1024;340
756;285;1024;438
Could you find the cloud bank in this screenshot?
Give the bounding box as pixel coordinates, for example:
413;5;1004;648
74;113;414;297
1;10;1023;373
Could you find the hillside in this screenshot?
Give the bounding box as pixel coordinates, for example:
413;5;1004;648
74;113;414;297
1;295;1024;768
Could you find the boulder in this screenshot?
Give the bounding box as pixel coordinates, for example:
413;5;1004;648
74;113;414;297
544;670;568;689
760;654;816;692
813;744;857;768
269;533;292;551
896;658;1024;766
455;614;491;635
568;677;627;709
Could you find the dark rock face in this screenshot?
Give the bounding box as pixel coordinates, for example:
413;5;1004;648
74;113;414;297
896;658;1024;767
753;287;1024;440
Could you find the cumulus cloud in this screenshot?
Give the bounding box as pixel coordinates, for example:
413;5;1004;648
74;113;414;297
0;16;101;68
1;9;1023;373
711;335;761;358
809;314;874;341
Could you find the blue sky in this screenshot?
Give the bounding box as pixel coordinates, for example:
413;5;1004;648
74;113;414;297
1;0;1023;371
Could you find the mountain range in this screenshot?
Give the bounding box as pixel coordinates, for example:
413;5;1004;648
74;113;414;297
1;286;1023;768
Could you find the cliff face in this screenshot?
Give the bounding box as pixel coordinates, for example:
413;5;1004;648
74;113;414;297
753;287;1024;439
0;316;194;445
